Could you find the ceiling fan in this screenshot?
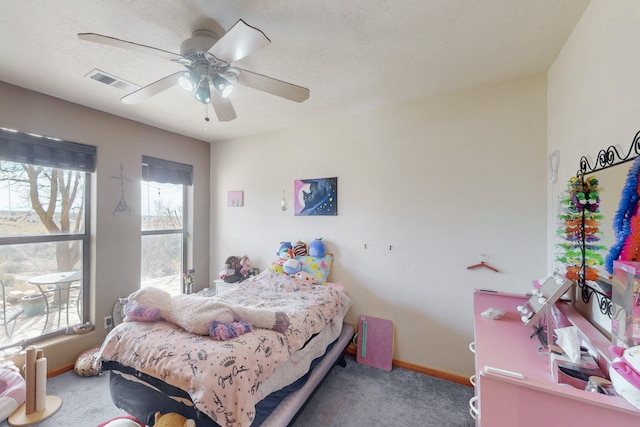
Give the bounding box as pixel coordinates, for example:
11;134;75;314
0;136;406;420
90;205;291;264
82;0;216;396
78;19;310;122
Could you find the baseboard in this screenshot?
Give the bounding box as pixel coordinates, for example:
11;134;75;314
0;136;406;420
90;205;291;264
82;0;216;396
49;363;75;378
55;346;472;387
345;344;471;387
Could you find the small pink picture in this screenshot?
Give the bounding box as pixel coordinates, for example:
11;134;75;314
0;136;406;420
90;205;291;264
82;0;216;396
227;191;244;207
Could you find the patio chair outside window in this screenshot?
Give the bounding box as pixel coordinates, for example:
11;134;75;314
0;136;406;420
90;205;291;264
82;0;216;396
0;280;24;340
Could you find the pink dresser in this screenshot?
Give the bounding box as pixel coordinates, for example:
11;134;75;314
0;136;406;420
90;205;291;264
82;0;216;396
471;289;640;426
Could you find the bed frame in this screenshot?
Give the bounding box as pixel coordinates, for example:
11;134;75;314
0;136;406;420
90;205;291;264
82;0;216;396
261;323;353;426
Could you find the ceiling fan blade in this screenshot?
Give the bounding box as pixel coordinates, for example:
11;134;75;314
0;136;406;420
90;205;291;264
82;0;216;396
210;91;237;122
121;71;185;104
78;33;182;61
208;19;270;64
236;69;310;102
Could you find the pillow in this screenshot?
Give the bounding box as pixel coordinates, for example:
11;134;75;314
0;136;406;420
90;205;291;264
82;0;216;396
295;254;333;283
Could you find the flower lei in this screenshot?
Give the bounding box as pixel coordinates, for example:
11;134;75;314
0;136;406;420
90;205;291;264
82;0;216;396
606;156;640;273
556;176;604;281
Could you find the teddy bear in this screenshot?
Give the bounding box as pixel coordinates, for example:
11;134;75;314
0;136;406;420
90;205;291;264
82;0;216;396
153;412;195;427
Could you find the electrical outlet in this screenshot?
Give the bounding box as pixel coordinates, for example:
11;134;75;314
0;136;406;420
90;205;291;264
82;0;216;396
104;315;113;329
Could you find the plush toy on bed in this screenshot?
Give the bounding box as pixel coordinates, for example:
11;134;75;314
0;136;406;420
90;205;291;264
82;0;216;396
153;411;195;427
271;245;294;271
240;255;252;280
278;248;293;263
293;240;308;256
126;286;290;338
277;241;292;257
309;238;327;257
294;271;318;285
283;257;302;275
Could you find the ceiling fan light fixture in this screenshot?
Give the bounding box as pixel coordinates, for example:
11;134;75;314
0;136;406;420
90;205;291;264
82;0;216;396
194;80;211;104
179;70;200;92
213;75;234;98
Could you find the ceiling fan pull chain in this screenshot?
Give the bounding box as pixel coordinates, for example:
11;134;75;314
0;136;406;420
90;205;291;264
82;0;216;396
204;103;210;128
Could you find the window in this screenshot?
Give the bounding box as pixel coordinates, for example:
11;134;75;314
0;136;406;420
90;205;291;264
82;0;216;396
141;156;192;296
0;127;94;350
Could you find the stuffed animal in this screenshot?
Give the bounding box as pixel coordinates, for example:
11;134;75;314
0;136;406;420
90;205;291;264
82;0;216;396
283;258;302;275
240;255;252;279
294;271;318;285
97;415;144;427
309;238;327;257
153;411;196;427
268;264;284;274
273;248;293;266
277;241;292;257
222;256;243;283
127;286;290;335
293;240;308;256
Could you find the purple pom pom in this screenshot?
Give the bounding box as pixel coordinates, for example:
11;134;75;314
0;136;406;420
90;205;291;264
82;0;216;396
208;320;253;340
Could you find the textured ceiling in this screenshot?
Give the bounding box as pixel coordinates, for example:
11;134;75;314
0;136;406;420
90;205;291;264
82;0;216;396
0;0;590;143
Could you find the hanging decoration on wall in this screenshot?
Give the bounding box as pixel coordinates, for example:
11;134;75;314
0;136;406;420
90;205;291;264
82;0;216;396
606;157;640;273
112;164;132;215
547;149;560;184
556;175;604;281
294;177;338;216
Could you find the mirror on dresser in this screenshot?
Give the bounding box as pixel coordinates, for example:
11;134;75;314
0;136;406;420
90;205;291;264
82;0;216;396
573;132;640;339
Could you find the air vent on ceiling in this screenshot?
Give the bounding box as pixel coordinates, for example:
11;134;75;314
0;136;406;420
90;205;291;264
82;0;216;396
85;68;140;92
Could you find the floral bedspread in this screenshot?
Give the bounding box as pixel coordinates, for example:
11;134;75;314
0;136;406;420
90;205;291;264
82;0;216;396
97;270;346;427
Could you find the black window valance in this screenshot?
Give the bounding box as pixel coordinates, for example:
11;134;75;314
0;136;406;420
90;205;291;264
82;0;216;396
142;155;193;186
0;127;96;172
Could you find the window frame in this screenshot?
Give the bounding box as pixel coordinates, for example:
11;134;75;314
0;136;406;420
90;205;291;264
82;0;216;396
140;156;191;293
0;127;93;346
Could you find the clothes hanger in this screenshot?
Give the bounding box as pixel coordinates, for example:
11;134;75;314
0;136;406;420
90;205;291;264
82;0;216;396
467;255;500;273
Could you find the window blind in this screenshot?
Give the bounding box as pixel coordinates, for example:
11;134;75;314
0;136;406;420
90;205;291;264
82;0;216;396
0;127;96;172
142;155;193;186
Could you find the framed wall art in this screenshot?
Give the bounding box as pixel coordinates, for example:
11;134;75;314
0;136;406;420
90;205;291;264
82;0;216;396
227;191;244;207
294;177;338;216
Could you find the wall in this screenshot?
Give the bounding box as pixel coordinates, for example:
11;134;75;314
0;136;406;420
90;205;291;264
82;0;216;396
0;81;211;371
547;1;640;323
211;75;548;377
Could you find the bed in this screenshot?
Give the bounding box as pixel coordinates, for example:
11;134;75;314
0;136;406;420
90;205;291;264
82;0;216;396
96;269;353;426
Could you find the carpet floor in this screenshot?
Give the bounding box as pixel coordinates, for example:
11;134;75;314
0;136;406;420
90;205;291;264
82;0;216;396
0;355;475;426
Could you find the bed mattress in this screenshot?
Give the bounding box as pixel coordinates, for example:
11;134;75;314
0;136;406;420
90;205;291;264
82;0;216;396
105;322;354;426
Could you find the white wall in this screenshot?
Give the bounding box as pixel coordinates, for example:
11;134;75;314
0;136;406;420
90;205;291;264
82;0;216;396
547;0;640;324
211;75;548;377
0;81;211;370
